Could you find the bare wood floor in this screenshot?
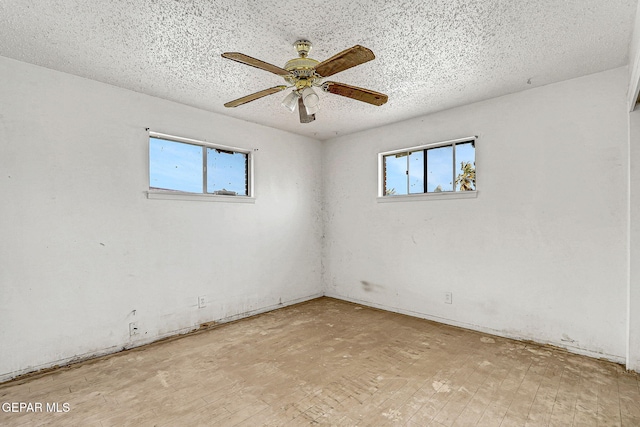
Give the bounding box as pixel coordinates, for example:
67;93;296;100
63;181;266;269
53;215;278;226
1;297;639;426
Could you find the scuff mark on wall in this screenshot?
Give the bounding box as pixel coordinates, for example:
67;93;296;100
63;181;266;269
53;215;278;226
361;280;384;293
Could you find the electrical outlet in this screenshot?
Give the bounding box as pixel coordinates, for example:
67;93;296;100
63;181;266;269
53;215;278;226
198;296;206;309
444;292;452;304
129;322;139;336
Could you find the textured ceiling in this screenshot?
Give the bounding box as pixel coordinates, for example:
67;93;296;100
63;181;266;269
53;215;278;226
0;0;637;140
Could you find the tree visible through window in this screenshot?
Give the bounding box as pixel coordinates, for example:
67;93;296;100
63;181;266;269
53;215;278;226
149;135;250;196
382;139;475;196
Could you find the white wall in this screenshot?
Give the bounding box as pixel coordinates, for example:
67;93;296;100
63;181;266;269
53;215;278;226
323;67;629;363
628;2;640;111
0;56;323;381
626;1;640;373
629;109;640;371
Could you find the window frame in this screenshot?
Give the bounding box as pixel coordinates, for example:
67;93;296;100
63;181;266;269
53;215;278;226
146;131;255;203
377;136;477;202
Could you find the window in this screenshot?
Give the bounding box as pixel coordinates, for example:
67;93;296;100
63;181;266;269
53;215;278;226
148;132;252;200
379;137;476;199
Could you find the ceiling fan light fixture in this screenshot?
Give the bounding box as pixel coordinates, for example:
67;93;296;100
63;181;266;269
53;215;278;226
301;87;319;114
281;91;300;112
305;103;319;115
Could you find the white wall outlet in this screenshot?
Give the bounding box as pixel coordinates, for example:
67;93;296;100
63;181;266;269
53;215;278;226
129;322;139;336
444;292;452;304
198;296;206;309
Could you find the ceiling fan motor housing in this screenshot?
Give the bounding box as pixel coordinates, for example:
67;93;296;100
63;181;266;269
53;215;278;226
284;58;320;88
284;41;321;89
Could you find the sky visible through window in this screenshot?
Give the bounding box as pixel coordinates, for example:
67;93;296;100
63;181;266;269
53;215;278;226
384;141;475;195
149;137;247;195
206;148;247;195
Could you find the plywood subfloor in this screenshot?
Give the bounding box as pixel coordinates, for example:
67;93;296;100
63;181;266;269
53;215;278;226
1;297;639;426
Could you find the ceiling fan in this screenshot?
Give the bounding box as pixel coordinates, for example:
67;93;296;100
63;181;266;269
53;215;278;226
221;40;388;123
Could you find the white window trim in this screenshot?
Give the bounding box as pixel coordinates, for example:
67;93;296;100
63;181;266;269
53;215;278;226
377;135;477;200
146;131;255;202
146;191;256;203
377;191;477;203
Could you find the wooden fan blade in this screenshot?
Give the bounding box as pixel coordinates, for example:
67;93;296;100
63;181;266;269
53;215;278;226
298;97;315;123
221;52;291;76
314;45;375;77
224;85;288;108
322;81;388;106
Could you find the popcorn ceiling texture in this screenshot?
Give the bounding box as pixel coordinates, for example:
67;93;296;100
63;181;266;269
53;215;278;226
0;0;636;140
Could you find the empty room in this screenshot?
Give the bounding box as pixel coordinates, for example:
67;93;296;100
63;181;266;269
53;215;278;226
2;0;640;425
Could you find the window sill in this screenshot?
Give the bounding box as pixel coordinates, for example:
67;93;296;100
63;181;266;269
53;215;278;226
146;191;256;203
377;191;478;203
